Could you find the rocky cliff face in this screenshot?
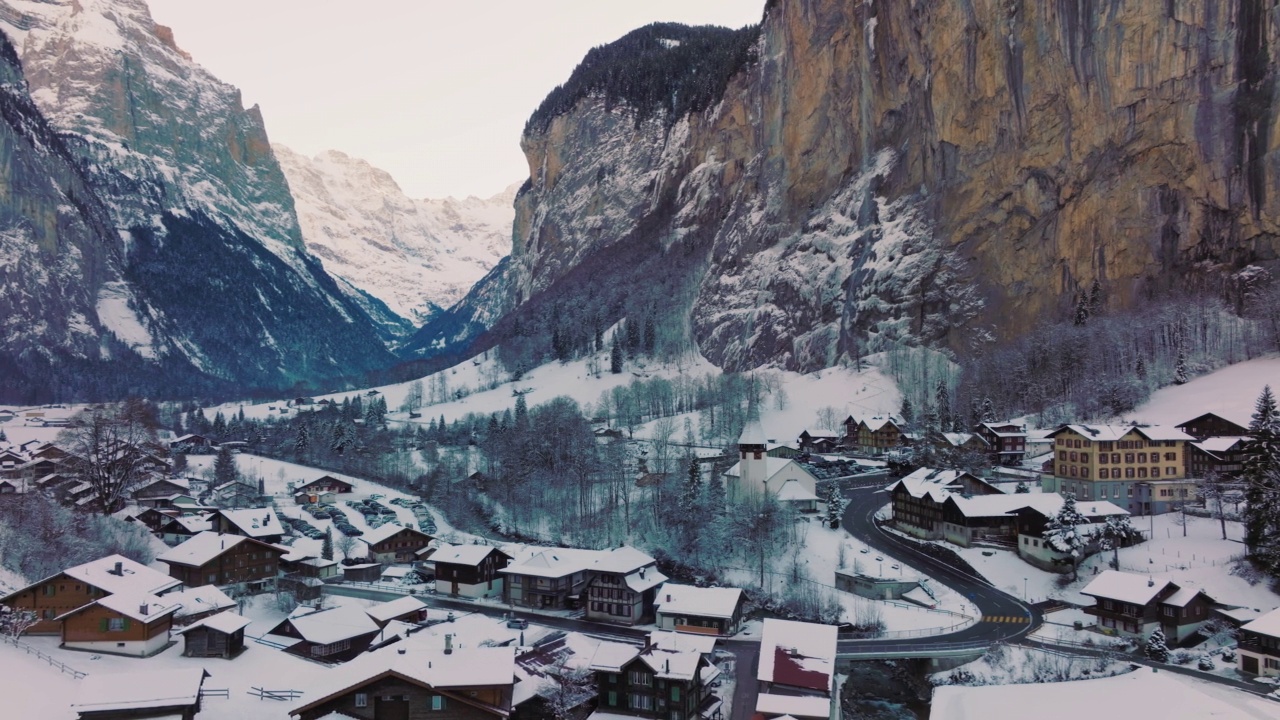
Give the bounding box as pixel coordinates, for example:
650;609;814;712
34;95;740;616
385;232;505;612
275;146;515;331
0;0;394;400
428;0;1280;372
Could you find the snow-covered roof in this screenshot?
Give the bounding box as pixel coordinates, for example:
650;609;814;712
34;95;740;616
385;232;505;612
951;494;1127;520
624;566;668;593
500;547;599;578
648;630;716;655
215;507;282;538
1080;570;1174;605
316;646;514;696
723;457;818;485
60;591;179;623
861;416;902;433
930;667;1259;720
167;584;236;618
978;422;1026;437
587;641;701;680
1240;606;1280;638
942;432;987;447
758;619;837;689
1191;436;1249;454
588;640;642;672
61;553;181;597
1163;586;1211;607
654;584;743;619
282;604;380;644
173;610;252;635
1050;424;1193;443
755;694;832;719
775;479;819;502
365;595;428;624
72;668;206;713
159;531;262;567
885;468;968;502
163;514;212;534
739;419;768;446
590;545;656;573
362;523;431;547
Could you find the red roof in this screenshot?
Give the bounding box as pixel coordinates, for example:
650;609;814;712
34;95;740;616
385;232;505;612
771;646;829;692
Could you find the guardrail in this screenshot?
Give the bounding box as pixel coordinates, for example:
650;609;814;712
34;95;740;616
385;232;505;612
836;639;992;659
2;637;87;679
249;687;303;701
334;580;425;596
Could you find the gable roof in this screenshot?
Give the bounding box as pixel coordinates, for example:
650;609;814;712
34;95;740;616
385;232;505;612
173;610;252;635
738;419;768;446
278;604;380;644
158;531;283;567
1080;570;1175;605
1175;412;1251;432
1162;586;1212;608
1190;436;1249;455
590;545;656;573
1049;424;1193;443
166;584;237;619
432;544;511;567
1240;606;1280;638
365;595;429;624
758;619;837;691
654;583;743;619
775;479;819;502
298;475;354;490
72;668;207;714
60;554;181;597
362;523;433;547
212;507;283;539
57;590;180;624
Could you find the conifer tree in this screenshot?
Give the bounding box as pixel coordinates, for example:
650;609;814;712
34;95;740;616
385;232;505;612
322;527;334;561
824;483;849;529
1242;385;1280;563
1044;493;1089;580
610;339;623;374
936;381;953;433
213;445;238;487
1073;294;1090;326
1145;627;1169;662
1015;481;1030;494
1173;348;1189;385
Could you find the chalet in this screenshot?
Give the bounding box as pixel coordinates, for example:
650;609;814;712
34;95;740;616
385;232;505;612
158;531;284;592
71;668;208;720
0;554;181;635
132;507;179;532
653;584;745;636
366;595;429;627
362;525;435;564
294;557;341;581
207;506;284;543
584;546;668;626
56;591;179;657
1041;424;1195;513
756;619;839;720
433;545;512;599
1186;436;1249;479
343;563;384;583
288;646;517;720
937;432;992;454
0;477;25;494
296;475;355;494
166;584;237;626
157;514;213;546
974;421;1028;465
726;421;821;510
798;429;840;453
1175;412;1250;440
1080;570;1214;642
886;468;1003;540
848;416;906;456
169;433;212;450
590;636;722;720
501;548;596;610
173;610;251;658
1237;606;1280;676
1011;500;1130;572
133;477;192;508
269;604;382;663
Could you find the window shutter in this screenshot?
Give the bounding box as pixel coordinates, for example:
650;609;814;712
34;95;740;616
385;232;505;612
99;618;108;632
123;618;131;631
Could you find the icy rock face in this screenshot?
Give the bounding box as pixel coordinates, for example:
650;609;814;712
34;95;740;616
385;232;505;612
0;0;395;397
275;146;515;329
447;0;1280;372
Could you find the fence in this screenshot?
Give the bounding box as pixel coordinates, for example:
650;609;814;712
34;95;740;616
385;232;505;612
249;687;303;701
200;689;230;700
2;636;86;679
334;580;423;596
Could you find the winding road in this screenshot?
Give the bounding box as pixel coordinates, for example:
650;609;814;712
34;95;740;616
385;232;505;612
836;485;1044;657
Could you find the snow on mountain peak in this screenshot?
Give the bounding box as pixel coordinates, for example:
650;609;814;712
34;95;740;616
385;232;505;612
275;144;515;325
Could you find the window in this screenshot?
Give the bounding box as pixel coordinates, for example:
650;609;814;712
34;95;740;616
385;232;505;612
108;618;125;631
1081;467;1090;479
1100;487;1108;498
310;638;351;656
1162;607;1175;617
1125;468;1135;479
1058;451;1067;461
1167;467;1177;476
629;670;652;687
1125;453;1135;464
1137;453;1147;463
1099;454;1109;465
1070;451;1078;462
1267;658;1280;670
1165;452;1176;461
630;694;654;711
432;696;446;711
511;576;521;586
354;693;368;708
1127;486;1134;497
608;692;618;707
1081;453;1089;463
42;584;55;596
1102;617;1116;628
672;687;680;701
1112;453;1120;464
1099;469;1110;480
1102;599;1114;610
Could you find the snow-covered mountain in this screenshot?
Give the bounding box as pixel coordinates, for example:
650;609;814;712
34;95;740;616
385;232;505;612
274;146;515;329
0;0;394;401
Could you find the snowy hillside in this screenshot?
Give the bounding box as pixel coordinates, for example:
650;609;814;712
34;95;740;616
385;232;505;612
1127;355;1279;427
276;146;515;326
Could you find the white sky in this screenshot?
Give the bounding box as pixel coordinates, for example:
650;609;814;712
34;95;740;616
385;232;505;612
145;1;763;200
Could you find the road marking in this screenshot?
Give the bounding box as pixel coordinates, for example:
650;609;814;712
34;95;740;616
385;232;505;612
981;616;1028;624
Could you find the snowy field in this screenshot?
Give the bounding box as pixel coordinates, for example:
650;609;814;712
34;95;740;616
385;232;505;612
1127;354;1279;426
952;511;1280;612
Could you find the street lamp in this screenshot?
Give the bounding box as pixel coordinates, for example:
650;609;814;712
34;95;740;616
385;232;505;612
1023;577;1028;601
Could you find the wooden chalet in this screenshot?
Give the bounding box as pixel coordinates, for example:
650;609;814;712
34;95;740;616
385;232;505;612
1175;412;1250;440
169;433;212;450
174;610;251;658
56;591;179;657
590;637;722;720
362;525;435;564
207;507;284;544
157;514;213;546
1238;607;1280;677
433;545;512;599
974;421;1028;465
269;604;382;664
365;595;429;627
500;548;595;611
296;475;355;494
288;646;516;720
166;584;238;626
584;546;668;626
133;477;192;508
0;554;181;635
1186;436;1249;479
653;584;745;636
850;416;907;455
1081;570;1215;642
158;531;284;592
756;619;838;720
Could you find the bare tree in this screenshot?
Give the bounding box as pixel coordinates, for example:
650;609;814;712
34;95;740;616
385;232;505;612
543;656;595;720
59;399;164;514
0;606;39;641
336;534;358;562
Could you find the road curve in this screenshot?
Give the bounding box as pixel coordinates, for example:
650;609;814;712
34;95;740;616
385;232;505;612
837;486;1044;655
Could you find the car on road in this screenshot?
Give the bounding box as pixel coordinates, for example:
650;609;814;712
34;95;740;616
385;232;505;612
506;618;528;629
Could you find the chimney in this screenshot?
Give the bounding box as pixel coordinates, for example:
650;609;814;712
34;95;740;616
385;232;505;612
666;594;671;603
1148;579;1154;587
445;634;453;655
664;659;670;674
139;603;149;616
264;514;270;524
397;647;406;655
640;567;646;579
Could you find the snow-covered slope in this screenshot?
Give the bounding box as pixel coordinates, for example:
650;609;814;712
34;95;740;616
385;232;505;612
276;146;514;326
1127;355;1279;427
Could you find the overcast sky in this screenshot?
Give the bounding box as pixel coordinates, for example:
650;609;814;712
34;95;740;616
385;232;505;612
146;1;763;200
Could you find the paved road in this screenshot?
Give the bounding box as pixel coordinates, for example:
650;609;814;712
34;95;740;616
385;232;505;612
837;486;1044;656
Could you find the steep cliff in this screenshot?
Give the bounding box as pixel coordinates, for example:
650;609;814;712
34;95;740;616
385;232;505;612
420;1;1280;372
275;146;515;331
0;0;395;400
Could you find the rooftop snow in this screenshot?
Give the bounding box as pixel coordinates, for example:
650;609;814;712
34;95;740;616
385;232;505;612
758;619;837;689
1050;424;1193;443
654;584;742;619
361;523;430;547
589;545;656;573
1240;606;1280;638
173;610;252;635
71;668;206;713
166;584;236;618
282;604;380;644
648;630;716;655
59;553;181;597
158;531;254;567
755;693;832;719
215;507;282;538
1080;570;1174;606
775;479;820;502
365;595;428;624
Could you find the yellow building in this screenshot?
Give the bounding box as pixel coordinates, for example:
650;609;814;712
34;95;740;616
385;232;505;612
1040;424;1195;514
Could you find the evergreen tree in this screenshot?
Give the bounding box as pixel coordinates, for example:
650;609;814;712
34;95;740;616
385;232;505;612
1173;348;1189;385
1242;386;1280;562
899;396;914;428
981;398;996;423
1044;493;1089;580
322;527;334;560
1088;278;1103;316
1015;481;1030;494
679;458;702;551
936;381;953;433
824;483;849;529
514;394;529;431
171;452;188;476
643;315;656;356
294;424;310;457
1145;627;1169;662
626;319;640;358
213;445;238;487
1097;514;1142;570
1135;356;1147;380
610;340;623;374
211;411;227;440
1073;294;1090;326
0;428;7;443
